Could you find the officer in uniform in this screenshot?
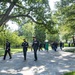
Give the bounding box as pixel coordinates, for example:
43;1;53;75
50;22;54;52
22;39;28;61
59;41;63;50
3;39;12;60
32;37;39;61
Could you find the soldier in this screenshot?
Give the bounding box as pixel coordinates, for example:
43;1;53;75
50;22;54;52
3;39;12;60
22;39;28;61
39;42;42;51
53;41;58;51
32;37;39;61
59;41;63;50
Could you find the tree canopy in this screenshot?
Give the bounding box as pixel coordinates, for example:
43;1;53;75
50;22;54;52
55;0;75;31
1;0;75;47
53;0;75;43
0;0;56;33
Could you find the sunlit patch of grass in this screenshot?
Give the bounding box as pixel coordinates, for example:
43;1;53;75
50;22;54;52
11;48;22;54
0;48;32;57
0;49;4;56
65;49;75;53
64;71;75;75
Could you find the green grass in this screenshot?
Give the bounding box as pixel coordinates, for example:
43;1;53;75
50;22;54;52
0;49;5;56
11;48;22;54
64;43;74;47
0;48;22;56
65;49;75;53
0;48;32;57
64;71;75;75
64;43;68;47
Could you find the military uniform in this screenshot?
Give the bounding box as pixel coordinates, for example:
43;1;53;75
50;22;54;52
32;38;39;61
3;40;12;60
60;41;63;50
22;40;28;60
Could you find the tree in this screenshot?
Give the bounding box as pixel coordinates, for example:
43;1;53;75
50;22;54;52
0;0;56;33
54;0;75;44
0;25;23;48
46;32;59;42
54;0;75;31
19;22;35;43
34;24;46;43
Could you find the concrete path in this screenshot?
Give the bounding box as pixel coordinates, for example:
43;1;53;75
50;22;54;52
0;47;75;75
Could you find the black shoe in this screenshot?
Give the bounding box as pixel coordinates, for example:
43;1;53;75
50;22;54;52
9;57;12;59
34;59;37;61
24;58;26;61
3;59;5;60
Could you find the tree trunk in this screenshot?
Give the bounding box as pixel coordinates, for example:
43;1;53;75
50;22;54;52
0;2;15;26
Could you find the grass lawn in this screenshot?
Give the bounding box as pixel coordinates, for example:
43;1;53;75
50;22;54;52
11;48;22;54
64;43;74;47
65;49;75;53
0;49;5;56
64;71;75;75
0;48;32;57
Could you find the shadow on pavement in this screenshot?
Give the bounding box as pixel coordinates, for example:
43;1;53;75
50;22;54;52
0;50;75;75
0;73;22;75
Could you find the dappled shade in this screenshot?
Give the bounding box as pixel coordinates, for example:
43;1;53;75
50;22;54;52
0;49;75;75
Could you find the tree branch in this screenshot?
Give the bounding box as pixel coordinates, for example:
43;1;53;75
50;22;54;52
15;3;27;9
0;13;46;26
0;14;5;18
9;14;28;18
0;2;15;26
8;14;45;25
27;15;45;25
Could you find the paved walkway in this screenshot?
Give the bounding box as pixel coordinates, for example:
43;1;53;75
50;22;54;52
0;47;75;75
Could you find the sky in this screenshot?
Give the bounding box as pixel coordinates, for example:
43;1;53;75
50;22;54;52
6;21;19;31
49;0;60;10
7;0;60;31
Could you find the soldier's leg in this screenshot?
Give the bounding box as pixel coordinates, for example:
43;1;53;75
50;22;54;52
60;47;62;50
8;51;12;59
3;50;7;60
23;50;25;60
23;49;27;60
24;51;27;60
53;46;57;51
34;49;37;61
25;49;27;60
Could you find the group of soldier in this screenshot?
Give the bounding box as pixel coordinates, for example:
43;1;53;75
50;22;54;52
3;37;64;61
21;36;39;61
51;41;64;52
3;37;39;61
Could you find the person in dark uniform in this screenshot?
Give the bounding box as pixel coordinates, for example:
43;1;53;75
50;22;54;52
59;41;63;50
32;37;39;61
39;42;42;51
3;39;12;60
52;41;58;51
22;39;28;61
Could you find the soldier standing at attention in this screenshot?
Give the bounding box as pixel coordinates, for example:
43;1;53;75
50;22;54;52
32;37;39;61
22;39;28;61
3;39;12;60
